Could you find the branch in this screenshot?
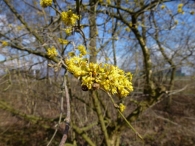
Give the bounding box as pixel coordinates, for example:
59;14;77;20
107;92;143;140
47;73;68;146
7;40;60;65
135;0;170;18
116;84;188;133
98;3;134;15
0;100;51;128
3;0;44;44
92;91;110;146
59;73;71;146
71;124;96;146
0;53;29;64
152;110;195;136
168;85;188;95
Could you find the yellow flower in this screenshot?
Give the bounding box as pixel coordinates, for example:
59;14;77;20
96;30;99;36
61;10;79;26
174;20;178;25
106;0;111;4
1;41;8;47
40;0;52;8
82;76;94;89
47;46;58;58
58;38;69;45
129;22;132;27
177;3;184;14
178;3;183;8
125;27;131;32
68;52;75;57
111;87;117;94
161;5;166;9
17;25;24;31
119;103;126;112
77;45;87;56
177;8;184;13
64;27;72;35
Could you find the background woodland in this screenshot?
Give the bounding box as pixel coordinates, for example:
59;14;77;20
0;0;195;145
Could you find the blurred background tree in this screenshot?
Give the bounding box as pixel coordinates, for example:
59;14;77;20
0;0;195;145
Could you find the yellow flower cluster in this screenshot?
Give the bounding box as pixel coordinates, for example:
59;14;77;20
177;3;184;14
40;0;52;8
119;103;126;112
106;0;111;4
1;41;8;47
61;10;79;26
77;45;87;56
65;47;133;97
58;38;69;45
47;46;58;58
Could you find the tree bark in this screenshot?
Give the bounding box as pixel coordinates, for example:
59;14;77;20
89;0;97;63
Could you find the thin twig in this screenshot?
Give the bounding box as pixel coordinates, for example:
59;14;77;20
107;92;143;140
59;72;71;146
3;0;43;44
169;85;188;95
47;76;65;146
47;126;59;146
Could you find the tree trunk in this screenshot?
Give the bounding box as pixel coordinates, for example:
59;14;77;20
131;15;155;97
89;0;97;63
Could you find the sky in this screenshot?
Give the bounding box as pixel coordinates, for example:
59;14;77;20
1;1;195;76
